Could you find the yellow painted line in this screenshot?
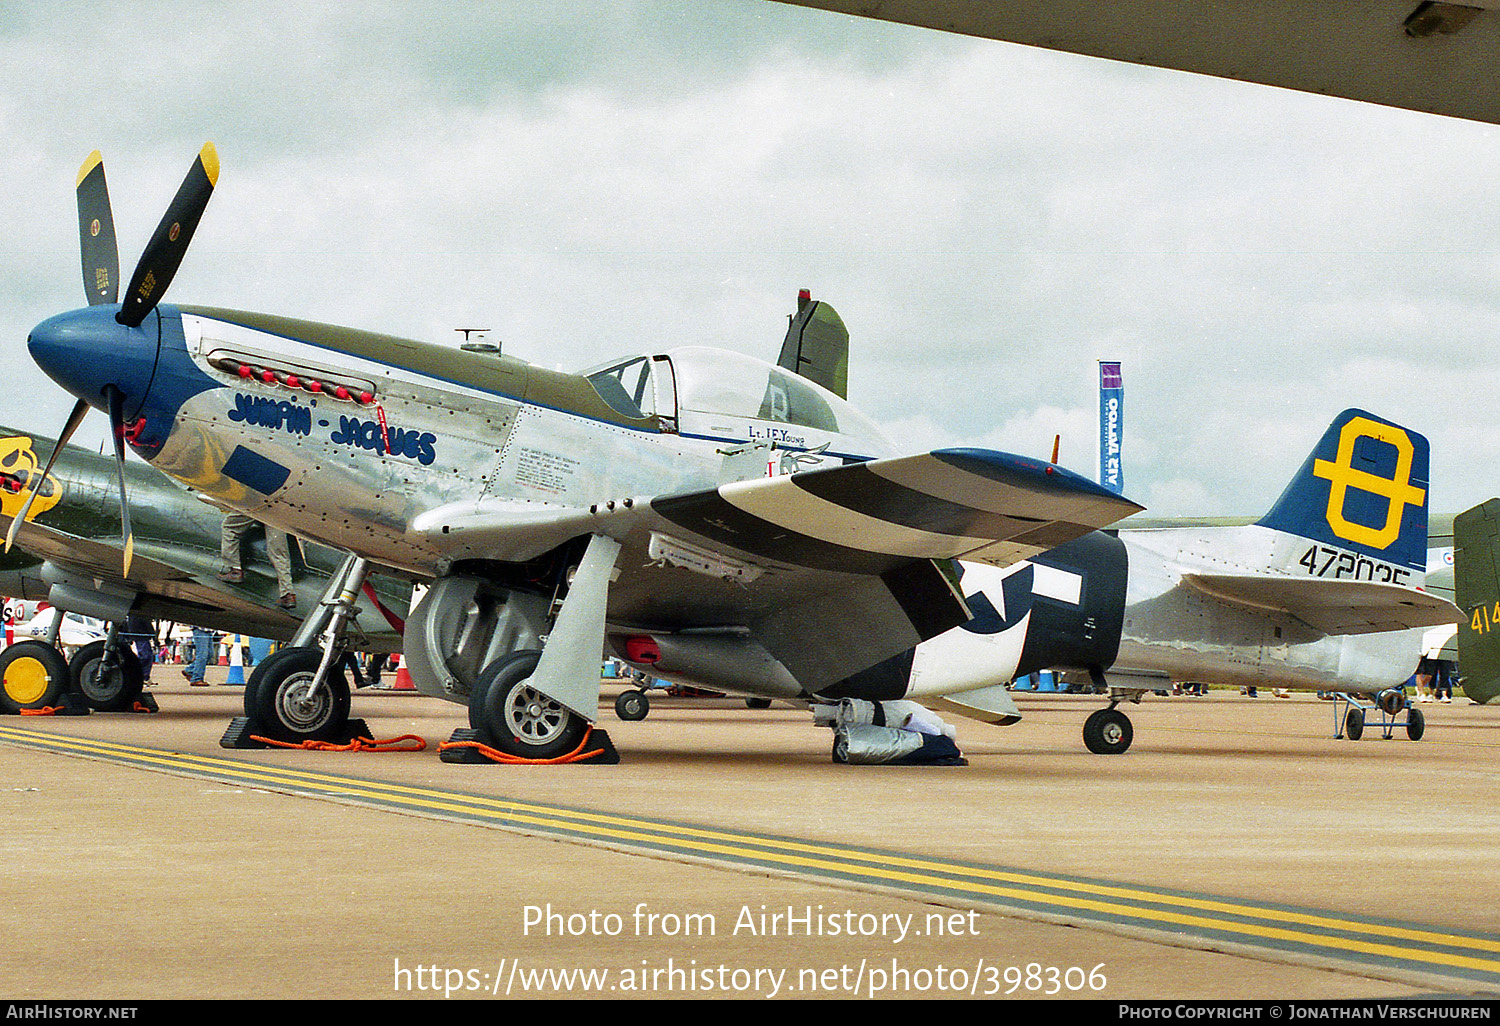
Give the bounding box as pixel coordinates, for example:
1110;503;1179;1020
4;724;1498;980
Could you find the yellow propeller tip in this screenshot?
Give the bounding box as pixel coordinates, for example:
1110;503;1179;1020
76;150;104;188
199;142;219;187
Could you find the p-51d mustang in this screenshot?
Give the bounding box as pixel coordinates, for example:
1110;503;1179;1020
22;144;1141;756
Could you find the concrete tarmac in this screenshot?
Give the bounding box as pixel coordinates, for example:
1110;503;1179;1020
1;670;1497;1001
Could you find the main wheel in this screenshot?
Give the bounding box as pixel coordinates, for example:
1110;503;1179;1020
245;646;351;743
1344;706;1365;741
0;640;69;713
614;688;649;721
744;697;772;710
1406;705;1426;741
470;649;589;760
243;646;316;715
1082;708;1133;755
68;640;144;712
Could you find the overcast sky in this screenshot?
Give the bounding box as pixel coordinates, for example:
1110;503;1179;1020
3;1;1498;521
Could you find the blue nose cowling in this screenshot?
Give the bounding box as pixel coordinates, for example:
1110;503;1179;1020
28;304;160;422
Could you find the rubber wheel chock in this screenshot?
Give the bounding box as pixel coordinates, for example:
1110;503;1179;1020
219;716;374;749
439;727;620;765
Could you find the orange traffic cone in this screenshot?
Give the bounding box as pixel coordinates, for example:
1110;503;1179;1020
394;655;414;690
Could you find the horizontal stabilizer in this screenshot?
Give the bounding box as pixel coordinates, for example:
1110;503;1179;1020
1183;573;1462;636
923;685;1022;726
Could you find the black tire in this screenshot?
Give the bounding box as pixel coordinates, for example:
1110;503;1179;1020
68;640;144;712
243;646;317;715
469;649;589;760
614;688;649;721
245;646;351;743
1406;705;1426;742
744;697;773;710
0;640;70;713
1082;708;1133;755
1345;706;1365;741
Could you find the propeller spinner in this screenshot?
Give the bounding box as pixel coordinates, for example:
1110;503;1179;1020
12;143;219;575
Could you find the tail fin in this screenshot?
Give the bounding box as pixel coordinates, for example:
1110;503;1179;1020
1454;499;1500;704
1256;408;1430;577
778;290;849;399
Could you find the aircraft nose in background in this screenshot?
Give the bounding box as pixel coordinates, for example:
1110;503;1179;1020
28;305;158;420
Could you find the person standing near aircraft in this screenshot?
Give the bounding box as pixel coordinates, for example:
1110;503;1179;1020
121;614;155;684
218;513;296;609
1433;659;1455;703
182;625;218;686
1412;654;1438;703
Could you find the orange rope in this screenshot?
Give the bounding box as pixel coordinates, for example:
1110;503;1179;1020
19;706;62;716
249;733;427;753
438;727;606;765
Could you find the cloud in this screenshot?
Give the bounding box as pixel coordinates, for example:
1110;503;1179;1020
4;2;1499;522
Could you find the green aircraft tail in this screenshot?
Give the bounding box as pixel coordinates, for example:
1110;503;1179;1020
1454;499;1500;704
777;290;849;399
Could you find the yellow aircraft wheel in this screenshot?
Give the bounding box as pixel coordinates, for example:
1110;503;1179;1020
0;640;70;713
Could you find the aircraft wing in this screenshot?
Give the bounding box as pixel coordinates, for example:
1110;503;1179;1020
778;1;1500;125
418;448;1141;692
1183;573;1464;636
0;514;408;648
0;509;293;637
420;447;1143;572
0;491;407;649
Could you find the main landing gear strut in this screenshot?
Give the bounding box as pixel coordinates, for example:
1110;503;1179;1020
237;554;369;744
465;534;622;760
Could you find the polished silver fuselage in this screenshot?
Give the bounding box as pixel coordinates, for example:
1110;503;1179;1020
1113;525;1422;694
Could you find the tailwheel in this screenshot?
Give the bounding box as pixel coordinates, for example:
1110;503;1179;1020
1082;707;1133;755
614;688;649;721
470;649;589;760
0;640;69;713
69;640;143;712
245;646;351;743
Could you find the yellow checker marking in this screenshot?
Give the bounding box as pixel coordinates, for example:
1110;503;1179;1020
1312;416;1424;550
5;726;1499;976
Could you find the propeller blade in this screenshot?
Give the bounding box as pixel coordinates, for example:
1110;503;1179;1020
105;386;135;577
4;398;90;553
76;151;119;306
118;141;219;328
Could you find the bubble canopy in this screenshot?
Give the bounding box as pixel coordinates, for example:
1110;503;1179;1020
582;346;894;458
